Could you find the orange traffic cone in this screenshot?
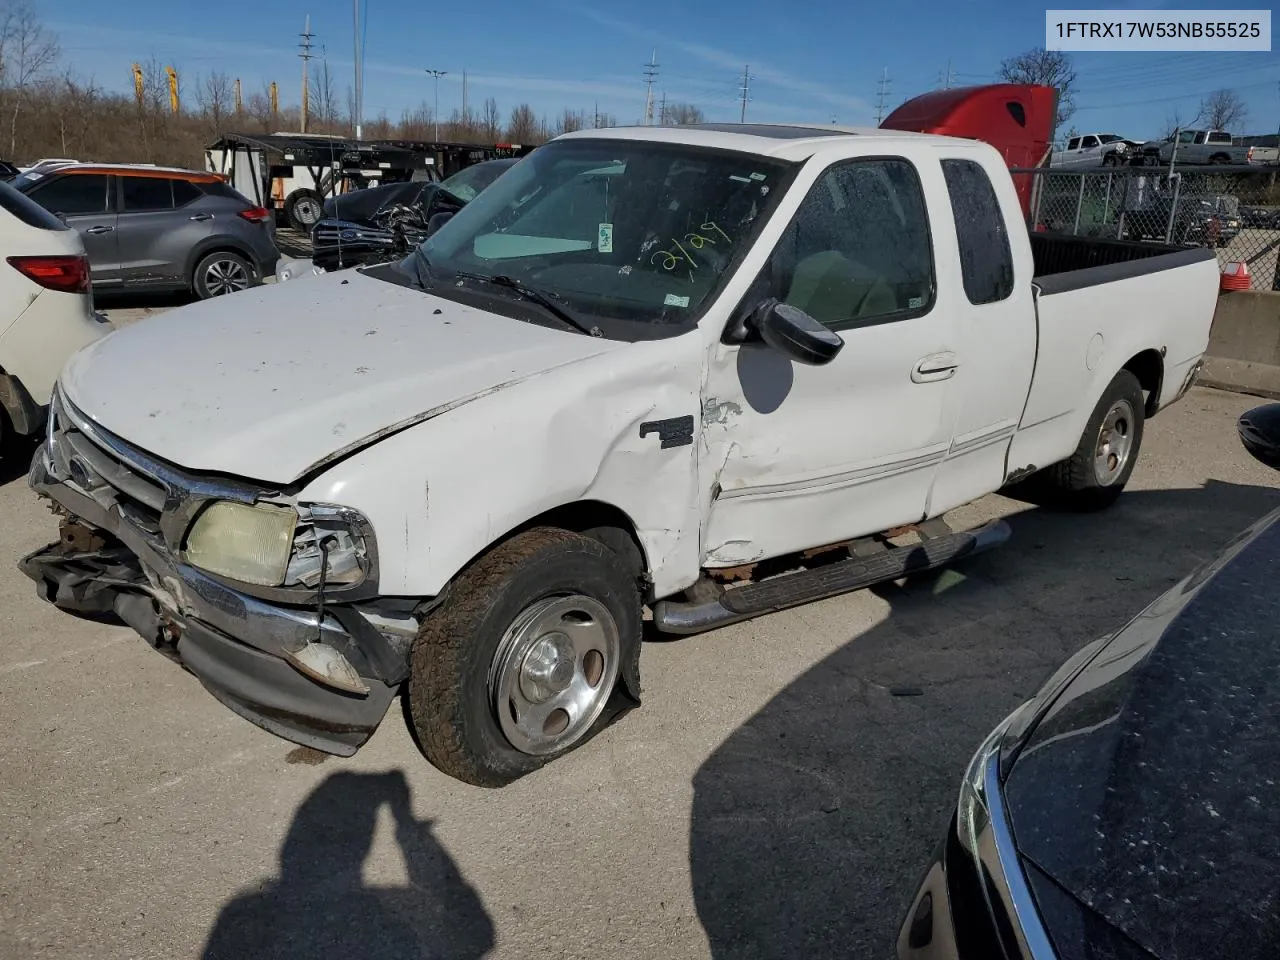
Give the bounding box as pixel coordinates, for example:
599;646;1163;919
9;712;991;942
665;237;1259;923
1221;260;1251;291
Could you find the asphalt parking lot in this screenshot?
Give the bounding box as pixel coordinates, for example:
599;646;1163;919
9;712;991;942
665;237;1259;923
3;306;1279;958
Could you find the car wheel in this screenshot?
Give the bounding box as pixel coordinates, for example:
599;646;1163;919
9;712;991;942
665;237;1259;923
408;527;641;787
1102;153;1118;167
192;251;255;299
1044;369;1146;511
285;190;324;232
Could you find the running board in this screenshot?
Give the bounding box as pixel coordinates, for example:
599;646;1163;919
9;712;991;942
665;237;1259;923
652;519;1011;636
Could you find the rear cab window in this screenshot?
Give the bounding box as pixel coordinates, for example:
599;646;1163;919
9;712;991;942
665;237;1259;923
941;158;1014;304
0;180;71;230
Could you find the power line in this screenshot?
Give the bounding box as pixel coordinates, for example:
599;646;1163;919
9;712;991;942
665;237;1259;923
940;59;956;90
738;64;752;122
643;49;659;125
875;67;891;123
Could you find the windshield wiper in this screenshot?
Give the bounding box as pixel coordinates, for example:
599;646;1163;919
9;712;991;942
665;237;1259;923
452;270;602;337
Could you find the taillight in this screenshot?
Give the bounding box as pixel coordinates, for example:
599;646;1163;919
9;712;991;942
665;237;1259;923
7;254;90;294
238;206;271;223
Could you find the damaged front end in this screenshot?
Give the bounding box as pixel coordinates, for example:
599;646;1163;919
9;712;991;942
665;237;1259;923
19;389;421;756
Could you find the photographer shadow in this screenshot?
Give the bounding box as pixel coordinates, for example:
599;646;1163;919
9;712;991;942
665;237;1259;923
203;770;494;960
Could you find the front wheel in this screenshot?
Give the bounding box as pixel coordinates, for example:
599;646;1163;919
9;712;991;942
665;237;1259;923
408;528;642;787
1043;369;1146;510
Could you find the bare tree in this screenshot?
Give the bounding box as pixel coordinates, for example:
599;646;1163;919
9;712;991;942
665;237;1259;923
555;108;585;135
1199;89;1247;132
506;102;538;143
663;102;704;125
998;47;1076;128
309;57;341;132
481;96;500;140
0;0;59;155
196;70;232;136
399;101;432;140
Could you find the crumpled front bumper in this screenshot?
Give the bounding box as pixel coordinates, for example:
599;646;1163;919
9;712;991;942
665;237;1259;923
21;448;405;757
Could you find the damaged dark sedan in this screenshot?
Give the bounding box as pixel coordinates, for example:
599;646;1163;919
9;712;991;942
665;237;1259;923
310;158;518;272
897;401;1280;960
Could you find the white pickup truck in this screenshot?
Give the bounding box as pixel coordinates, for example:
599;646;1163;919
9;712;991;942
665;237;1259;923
20;123;1218;787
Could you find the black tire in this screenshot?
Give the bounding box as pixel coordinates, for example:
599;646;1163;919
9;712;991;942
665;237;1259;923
1102;153;1118;167
1043;369;1145;510
1209;154;1230;165
409;527;642;787
192;250;255;299
284;190;324;231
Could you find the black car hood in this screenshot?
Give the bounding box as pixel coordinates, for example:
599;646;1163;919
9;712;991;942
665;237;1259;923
1004;507;1280;960
322;181;438;222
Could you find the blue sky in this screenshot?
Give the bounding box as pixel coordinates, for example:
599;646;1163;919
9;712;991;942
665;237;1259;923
44;0;1280;139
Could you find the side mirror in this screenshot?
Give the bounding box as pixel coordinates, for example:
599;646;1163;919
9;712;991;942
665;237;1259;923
1238;403;1280;470
753;299;843;365
426;211;454;238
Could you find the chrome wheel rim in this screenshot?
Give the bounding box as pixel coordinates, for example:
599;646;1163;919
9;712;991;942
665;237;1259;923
489;595;620;756
1094;398;1135;486
204;258;250;296
295;197;322;225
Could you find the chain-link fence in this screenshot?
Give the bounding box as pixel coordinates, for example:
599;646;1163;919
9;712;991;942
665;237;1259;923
1011;165;1280;290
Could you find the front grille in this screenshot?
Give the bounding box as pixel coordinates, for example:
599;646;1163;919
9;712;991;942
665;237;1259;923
48;392;167;533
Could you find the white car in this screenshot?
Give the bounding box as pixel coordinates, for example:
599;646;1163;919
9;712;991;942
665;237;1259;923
21;123;1219;788
0;179;109;448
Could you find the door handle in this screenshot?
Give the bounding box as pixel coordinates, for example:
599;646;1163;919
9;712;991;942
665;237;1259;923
84;225;114;235
189;213;213;221
912;352;958;383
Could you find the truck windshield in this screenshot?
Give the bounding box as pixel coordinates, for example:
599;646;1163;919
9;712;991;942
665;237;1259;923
414;138;794;328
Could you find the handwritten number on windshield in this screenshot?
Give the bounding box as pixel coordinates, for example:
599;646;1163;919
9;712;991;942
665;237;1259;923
651;221;732;271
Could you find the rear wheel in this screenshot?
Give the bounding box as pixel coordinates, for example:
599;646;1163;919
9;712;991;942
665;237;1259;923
1043;369;1145;510
409;528;642;787
192;251;254;299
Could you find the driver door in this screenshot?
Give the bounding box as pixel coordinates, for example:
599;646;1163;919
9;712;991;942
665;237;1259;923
700;157;962;567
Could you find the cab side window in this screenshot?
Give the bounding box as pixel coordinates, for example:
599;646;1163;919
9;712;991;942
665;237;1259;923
760;158;935;330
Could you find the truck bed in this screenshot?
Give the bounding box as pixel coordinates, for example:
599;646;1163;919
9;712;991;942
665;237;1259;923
1006;231;1220;479
1030;232;1214;287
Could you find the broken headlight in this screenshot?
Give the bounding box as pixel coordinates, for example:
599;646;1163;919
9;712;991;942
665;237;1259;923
183;501;372;589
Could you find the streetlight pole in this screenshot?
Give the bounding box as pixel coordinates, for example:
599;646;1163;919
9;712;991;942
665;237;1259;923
426;69;446;141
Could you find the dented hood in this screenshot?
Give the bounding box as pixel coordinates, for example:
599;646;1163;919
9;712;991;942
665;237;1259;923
60;269;620;484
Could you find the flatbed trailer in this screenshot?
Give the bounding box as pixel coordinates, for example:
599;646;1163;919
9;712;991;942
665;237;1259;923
205;133;532;231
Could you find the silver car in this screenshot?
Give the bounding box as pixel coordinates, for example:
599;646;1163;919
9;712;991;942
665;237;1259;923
12;163;280;299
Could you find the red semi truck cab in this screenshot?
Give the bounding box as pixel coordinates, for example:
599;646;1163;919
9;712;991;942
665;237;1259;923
881;83;1057;219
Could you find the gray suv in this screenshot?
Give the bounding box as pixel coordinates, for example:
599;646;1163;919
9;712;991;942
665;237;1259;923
12;164;280;299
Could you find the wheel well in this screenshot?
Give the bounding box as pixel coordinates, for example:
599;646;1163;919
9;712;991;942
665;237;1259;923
1123;349;1164;417
1210;153;1231;162
515;501;647;577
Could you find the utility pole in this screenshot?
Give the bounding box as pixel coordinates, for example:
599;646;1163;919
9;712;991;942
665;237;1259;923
233;77;242;115
738;64;751;122
642;50;659;125
658;91;667;125
593;101;599;128
941;59;956;89
426;69;446;141
352;0;363;139
299;15;315;133
461;69;468;123
875;67;891;124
